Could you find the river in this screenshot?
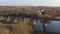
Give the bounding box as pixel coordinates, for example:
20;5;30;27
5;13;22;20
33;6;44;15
34;19;60;33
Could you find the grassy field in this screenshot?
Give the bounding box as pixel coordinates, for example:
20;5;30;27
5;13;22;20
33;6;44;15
0;6;60;18
0;17;34;34
0;6;60;34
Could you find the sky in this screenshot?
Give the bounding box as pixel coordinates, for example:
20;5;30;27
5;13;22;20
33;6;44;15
0;0;60;6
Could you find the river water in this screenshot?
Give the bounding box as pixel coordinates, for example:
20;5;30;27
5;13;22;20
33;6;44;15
34;19;60;33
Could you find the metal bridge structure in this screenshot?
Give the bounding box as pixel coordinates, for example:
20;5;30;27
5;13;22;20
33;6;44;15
0;10;60;32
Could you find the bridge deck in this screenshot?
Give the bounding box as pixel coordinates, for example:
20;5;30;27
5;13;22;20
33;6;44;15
0;13;60;21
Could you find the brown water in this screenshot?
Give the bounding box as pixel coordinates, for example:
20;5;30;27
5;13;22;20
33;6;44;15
34;19;60;33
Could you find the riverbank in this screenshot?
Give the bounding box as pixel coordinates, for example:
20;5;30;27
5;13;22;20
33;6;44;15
33;31;60;34
33;30;60;34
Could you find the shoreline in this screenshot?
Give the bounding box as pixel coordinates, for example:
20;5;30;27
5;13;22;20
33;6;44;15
33;30;60;34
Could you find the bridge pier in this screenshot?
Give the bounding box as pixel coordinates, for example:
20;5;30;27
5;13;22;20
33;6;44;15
40;18;49;32
13;17;18;23
7;16;11;22
30;18;37;25
42;23;47;32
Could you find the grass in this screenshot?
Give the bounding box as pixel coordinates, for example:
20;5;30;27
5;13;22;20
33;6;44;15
0;18;34;34
0;6;59;34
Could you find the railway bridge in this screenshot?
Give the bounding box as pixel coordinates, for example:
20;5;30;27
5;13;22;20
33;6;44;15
0;10;60;32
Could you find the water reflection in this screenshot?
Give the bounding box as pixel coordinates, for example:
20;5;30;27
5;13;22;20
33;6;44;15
47;21;60;33
34;19;60;33
34;19;43;31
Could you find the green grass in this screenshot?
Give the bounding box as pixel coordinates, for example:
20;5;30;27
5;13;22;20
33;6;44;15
0;18;13;24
